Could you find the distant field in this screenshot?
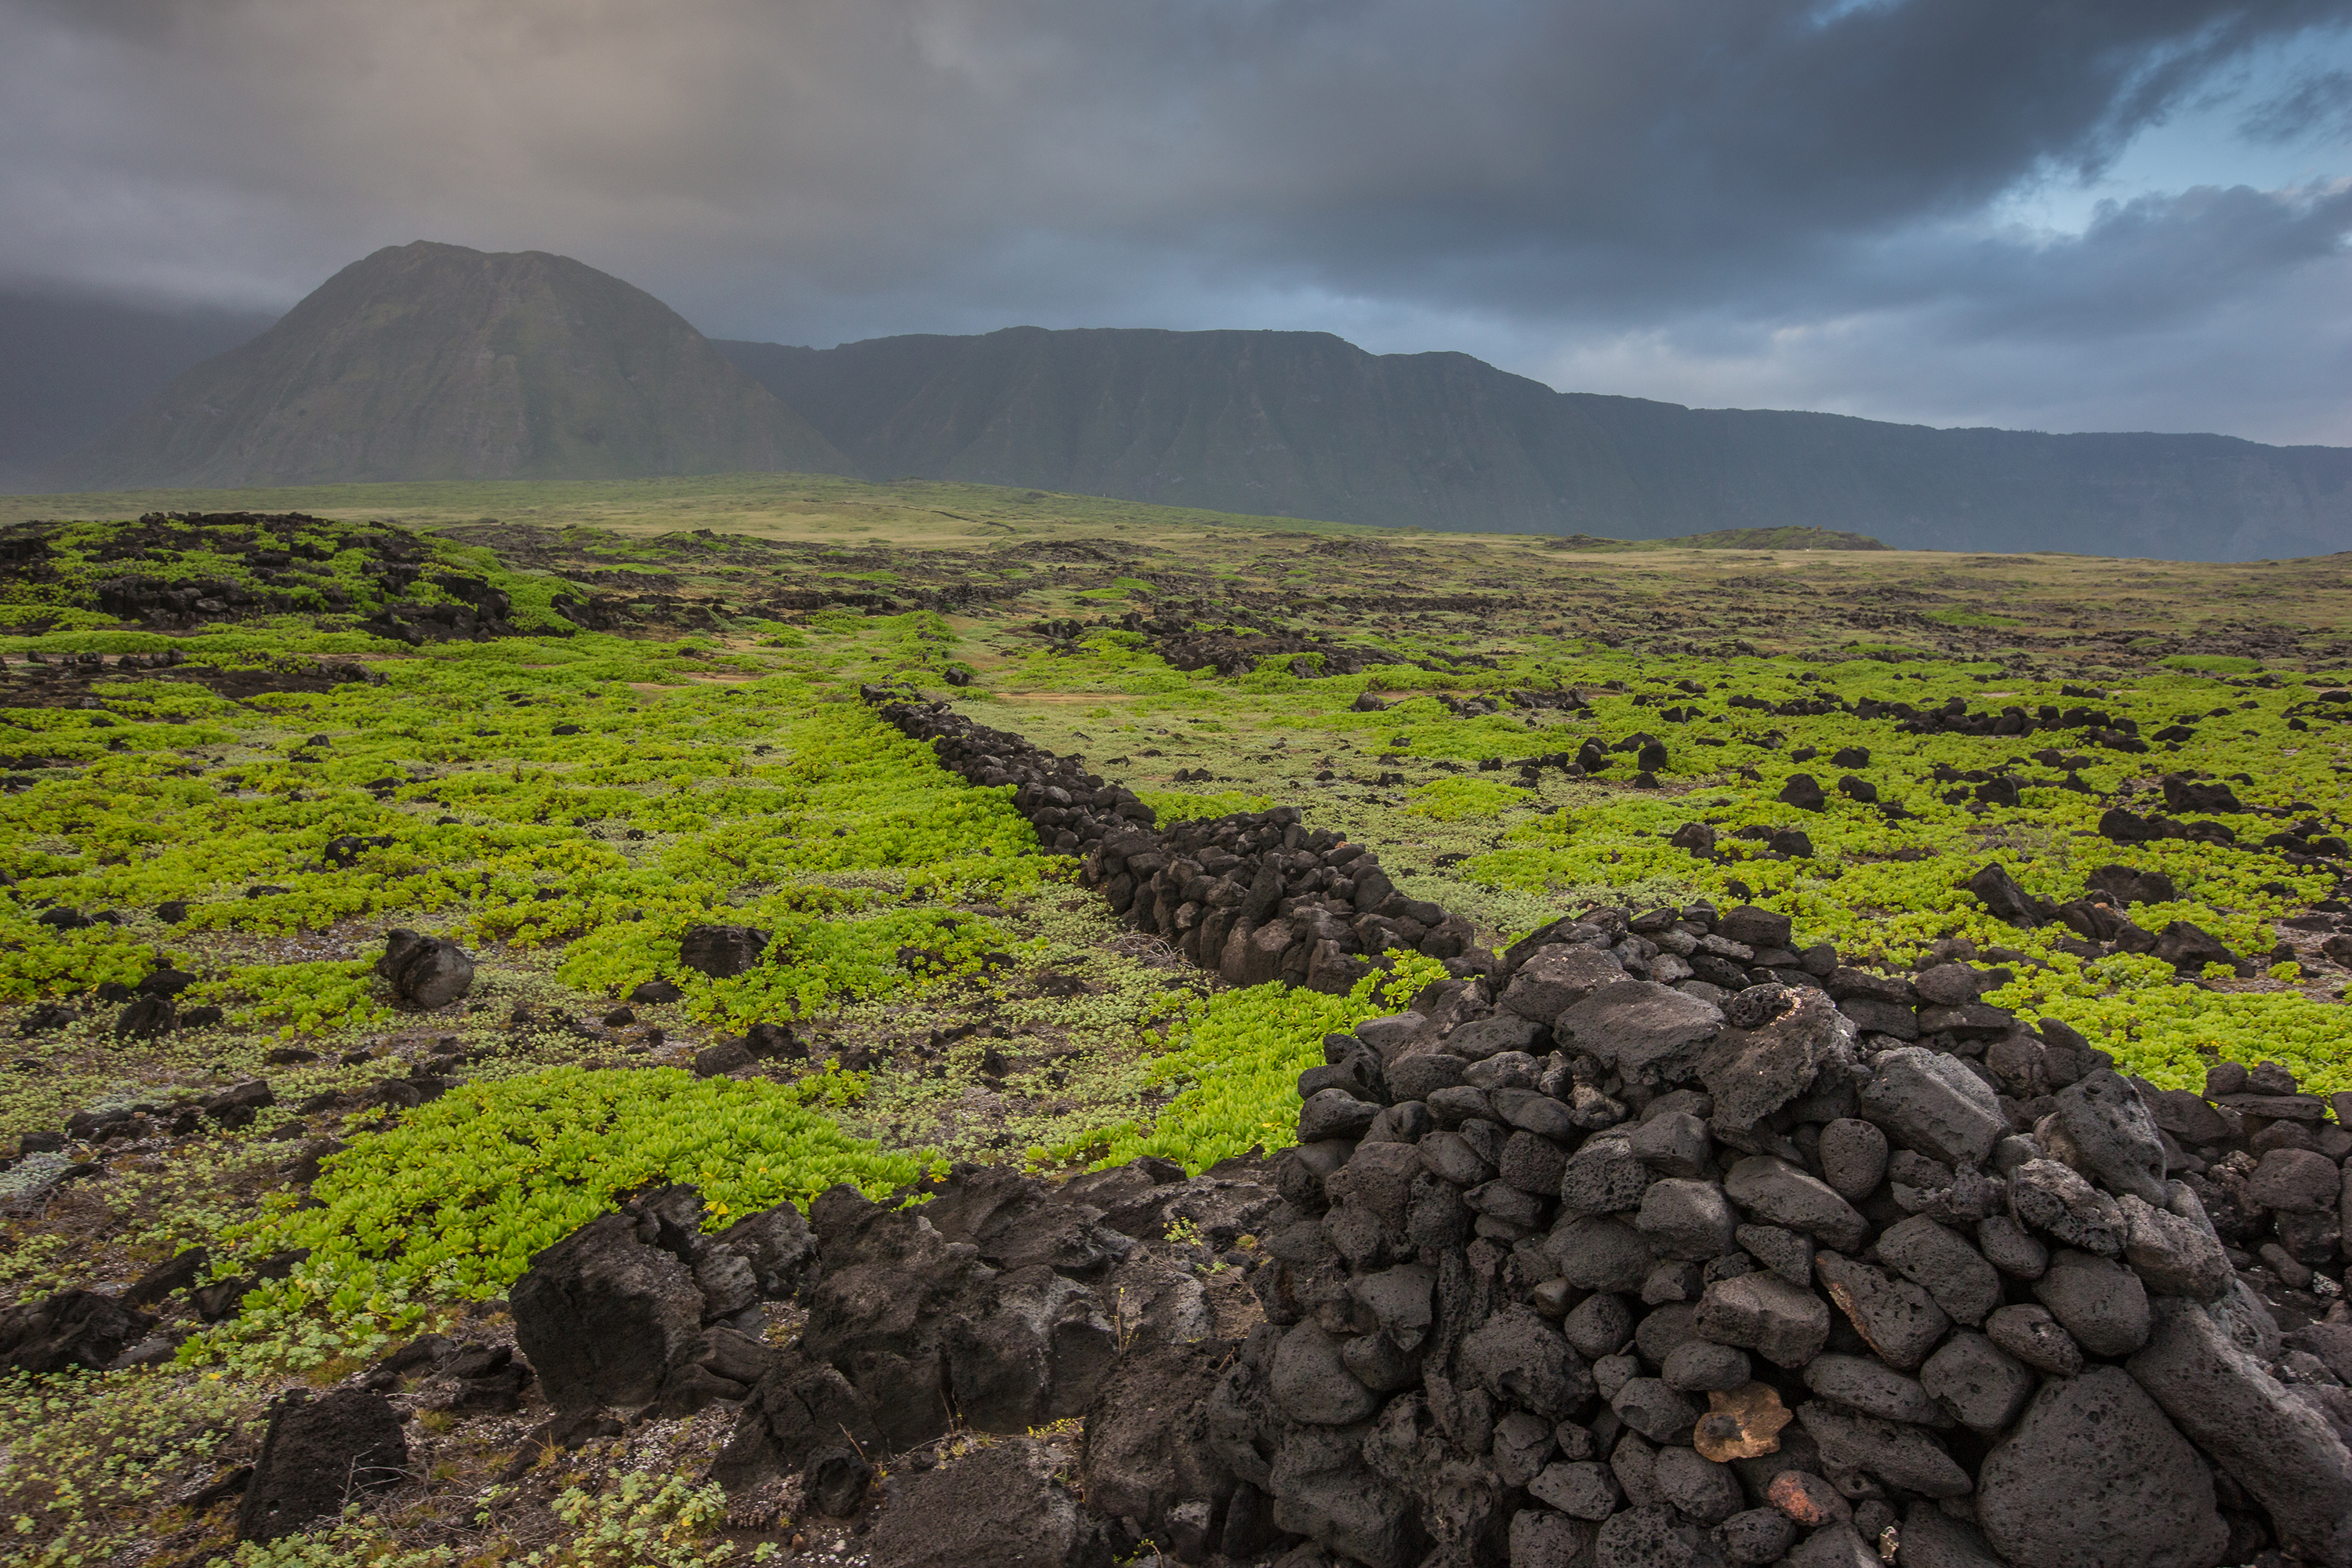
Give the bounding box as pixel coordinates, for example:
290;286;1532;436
10;470;2350;650
0;469;1374;548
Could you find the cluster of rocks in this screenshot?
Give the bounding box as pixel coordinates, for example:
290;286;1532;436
0;512;538;644
866;687;1159;855
359;572;521;644
1432;687;1589;720
1739;688;2143;746
1958;862;2246;973
67;513;392;627
864;691;1480;996
0;1076;285;1229
492;1157;1281;1559
1080;812;1483;997
464;895;2352;1566
794;691;2352;1564
10;927;470;1047
1214;906;2352;1568
1150;630;1372;680
374;927;476;1010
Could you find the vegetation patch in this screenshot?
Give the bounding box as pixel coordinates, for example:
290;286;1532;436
196;1067;931;1367
1055;956;1445;1174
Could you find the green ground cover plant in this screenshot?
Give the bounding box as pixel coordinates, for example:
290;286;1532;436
1053;953;1448;1174
195;1067;931;1370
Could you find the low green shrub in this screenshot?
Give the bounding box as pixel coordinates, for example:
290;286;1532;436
189;1067;935;1367
1054;953;1446;1174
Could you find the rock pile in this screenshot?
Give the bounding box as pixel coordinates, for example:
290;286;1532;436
498;1156;1280;1548
510;1181;820;1421
1215;905;2352;1568
866;691;1481;995
499;890;2352;1564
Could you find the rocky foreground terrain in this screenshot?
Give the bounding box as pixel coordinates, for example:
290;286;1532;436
14;694;2344;1568
6;506;2352;1568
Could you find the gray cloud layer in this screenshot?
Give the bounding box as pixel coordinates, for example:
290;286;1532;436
2;0;2347;442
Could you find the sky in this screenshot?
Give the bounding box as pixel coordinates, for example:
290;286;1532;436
3;0;2350;445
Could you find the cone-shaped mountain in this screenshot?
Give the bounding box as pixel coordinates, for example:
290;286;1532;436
58;242;850;488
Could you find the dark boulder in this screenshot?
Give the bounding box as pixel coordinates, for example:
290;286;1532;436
1858;1047;2005;1169
948;1265;1117;1429
1965;862;2047;927
2032;1248;2150;1357
1816;1119;1889;1202
1272;1320;1382;1425
862;1436;1110;1568
1553;982;1724;1085
2117;1189;2232;1302
114;995;175;1037
2009;1159;2125;1257
1500;945;1628;1022
510;1214;706;1411
1975;1367;2226;1568
2154;922;2235;975
2161;775;2244;815
2086;865;2176;906
375;928;474;1008
1985;1303;2085;1376
1722;1156;1867;1252
1797;1403;1969;1497
235;1389;408;1543
200;1081;275;1128
1081;1338;1240;1551
1717;906;1794;950
677;924;771;979
710;1361;884;1491
0;1288;155;1373
1778;775;1827;813
1918;1330;2034;1434
1875;1216;2001;1327
1692;1271;1831;1368
1461;1308;1593;1420
1694;987;1853;1132
710;1203;818;1300
2129;1298;2352;1568
692;1040;754;1078
1271;1421;1425;1568
2053;1069;2169;1204
1813;1253;1949;1370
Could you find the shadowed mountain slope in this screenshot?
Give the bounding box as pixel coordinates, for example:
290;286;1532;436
0;290;276;490
720;326;2352;560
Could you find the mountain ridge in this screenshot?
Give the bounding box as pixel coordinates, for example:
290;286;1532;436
717;325;2352;559
27;241;2351;561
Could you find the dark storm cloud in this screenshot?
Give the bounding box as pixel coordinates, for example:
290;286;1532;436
0;0;2345;441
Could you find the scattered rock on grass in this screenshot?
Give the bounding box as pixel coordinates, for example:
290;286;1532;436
376;928;474;1008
